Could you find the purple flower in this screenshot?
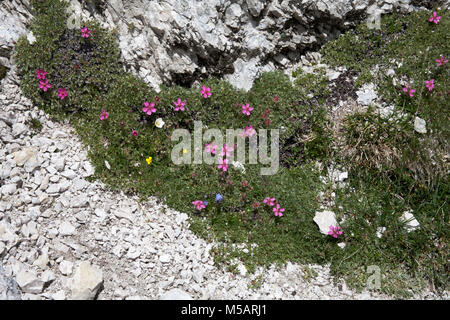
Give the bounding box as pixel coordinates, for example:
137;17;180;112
173;98;186;111
192;200;206;210
328;225;343;239
36;69;47;80
220;144;234;157
142;101;156;115
425;79;435;92
273;204;285;217
263;197;276;206
99;109;109;121
81;27;92;38
242;103;253;116
402;85;415;97
436;55;448;66
201;86;212;98
39;79;51;92
240;125;256;138
429;11;441;24
218;158;229;172
205;143;218;155
57;88;67;100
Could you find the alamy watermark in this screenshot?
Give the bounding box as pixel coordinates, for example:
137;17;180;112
366;265;381;290
66;6;82;30
366;9;382;30
170;121;280;176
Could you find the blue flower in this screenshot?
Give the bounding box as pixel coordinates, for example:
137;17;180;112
203;201;208;206
216;194;224;203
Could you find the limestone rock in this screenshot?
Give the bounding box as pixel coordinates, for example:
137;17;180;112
414;117;427;134
71;261;103;300
159;254;171;263
376;227;386;238
225;3;243;29
52;290;66;300
356;83;378;106
41;270;56;284
0;4;29;61
59;260;74;276
1;183;16;195
246;0;266;17
400;211;420;232
32;254;49;270
12;123;27;137
12;147;39;167
0;264;21;300
160;288;193;300
313;210;338;235
16;270;45;294
59;221;76;236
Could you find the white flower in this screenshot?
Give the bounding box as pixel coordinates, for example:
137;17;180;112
155;118;165;128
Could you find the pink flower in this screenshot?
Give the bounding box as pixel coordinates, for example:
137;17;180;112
402;86;415;97
240;125;256;138
205;143;218;155
201;86;212;98
242;103;253;116
429;11;441;24
263;197;276;206
81;27;92;38
273;204;285;217
132;130;138;136
39;79;51;92
425;79;435;91
192;200;206;211
36;69;47;80
173;98;186;111
57;88;67;100
220;144;234;157
142;101;156;115
328;225;343;238
218;158;229;172
99;110;109;121
252;202;260;209
436;55;448;66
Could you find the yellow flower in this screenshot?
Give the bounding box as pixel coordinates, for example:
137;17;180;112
183;148;188;154
146;156;152;165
